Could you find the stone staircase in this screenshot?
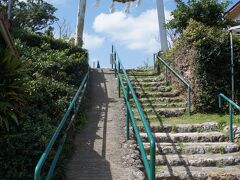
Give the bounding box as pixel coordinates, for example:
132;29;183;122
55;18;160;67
126;68;240;179
127;69;186;119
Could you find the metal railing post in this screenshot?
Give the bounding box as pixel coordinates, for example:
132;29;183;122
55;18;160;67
153;53;157;73
164;65;168;84
114;52;117;78
187;86;191;115
118;61;121;98
150;140;156;180
229;104;233;143
230;31;235;101
218;95;222;108
218;93;240;143
126;85;130;140
111;45;114;69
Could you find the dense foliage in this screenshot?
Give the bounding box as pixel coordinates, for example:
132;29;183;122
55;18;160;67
166;20;240;112
0;31;88;179
0;0;89;178
163;0;240;112
0;0;58;31
167;0;232;33
0;43;26;131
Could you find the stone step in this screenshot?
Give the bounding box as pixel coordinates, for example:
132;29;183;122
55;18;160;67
140;132;228;143
136;113;182;120
128;73;157;77
133;86;172;92
133;107;185;117
135;102;186;109
143;142;240;155
137;97;184;103
131;81;166;87
126;72;157;76
128;76;164;83
155;165;240;179
152;152;240;166
136;90;180;98
138;122;219;133
126;68;153;72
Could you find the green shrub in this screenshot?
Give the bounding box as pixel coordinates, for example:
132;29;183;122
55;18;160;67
0;31;88;179
165;19;240;112
0;48;27;132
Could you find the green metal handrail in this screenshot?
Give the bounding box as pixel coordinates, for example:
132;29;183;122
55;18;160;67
112;46;155;180
218;93;240;142
157;56;191;115
34;70;89;180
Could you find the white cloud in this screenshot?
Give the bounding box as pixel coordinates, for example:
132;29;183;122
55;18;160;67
45;0;66;4
93;9;172;53
164;9;173;22
83;33;105;49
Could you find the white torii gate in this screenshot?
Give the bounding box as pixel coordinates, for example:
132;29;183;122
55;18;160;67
76;0;169;52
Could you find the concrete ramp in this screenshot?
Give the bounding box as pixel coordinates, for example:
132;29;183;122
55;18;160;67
66;69;134;180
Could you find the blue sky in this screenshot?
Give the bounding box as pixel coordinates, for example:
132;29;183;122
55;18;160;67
45;0;238;69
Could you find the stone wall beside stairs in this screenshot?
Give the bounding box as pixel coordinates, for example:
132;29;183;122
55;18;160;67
160;37;233;112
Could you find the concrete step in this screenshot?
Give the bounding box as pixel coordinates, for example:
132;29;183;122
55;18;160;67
138;122;219;133
140;132;228;143
133;107;185;117
155;165;240;179
143;142;240;155
152;152;240;166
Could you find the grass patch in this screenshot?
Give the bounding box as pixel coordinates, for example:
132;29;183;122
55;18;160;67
219;147;226;154
136;113;240;127
216;162;224;168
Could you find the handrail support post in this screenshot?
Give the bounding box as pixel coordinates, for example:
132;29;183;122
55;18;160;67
218;95;222;109
126;85;130;140
229;104;233;143
150;140;156;180
118;61;121;98
114;52;117;78
187;86;191;115
157;59;160;75
218;93;240;143
164;65;168;84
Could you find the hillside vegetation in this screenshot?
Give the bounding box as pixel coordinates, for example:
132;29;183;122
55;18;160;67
0;1;88;178
163;0;240;112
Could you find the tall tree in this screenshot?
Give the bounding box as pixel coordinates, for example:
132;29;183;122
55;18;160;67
0;0;58;32
167;0;231;33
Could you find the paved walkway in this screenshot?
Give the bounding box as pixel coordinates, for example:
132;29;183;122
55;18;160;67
66;69;132;180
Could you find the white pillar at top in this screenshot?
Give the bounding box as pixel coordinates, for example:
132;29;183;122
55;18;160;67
156;0;168;52
76;0;86;47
